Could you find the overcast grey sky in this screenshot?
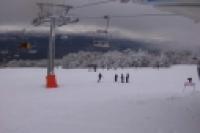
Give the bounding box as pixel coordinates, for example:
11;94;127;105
0;0;200;49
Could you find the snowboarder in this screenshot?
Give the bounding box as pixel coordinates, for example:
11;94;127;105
98;73;103;82
114;74;118;82
121;74;124;83
126;73;130;83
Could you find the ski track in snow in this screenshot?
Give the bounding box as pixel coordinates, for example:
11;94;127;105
0;65;200;133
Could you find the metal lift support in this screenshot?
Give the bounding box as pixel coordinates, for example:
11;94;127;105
33;2;78;88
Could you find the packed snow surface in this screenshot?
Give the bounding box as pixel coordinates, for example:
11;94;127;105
0;65;200;133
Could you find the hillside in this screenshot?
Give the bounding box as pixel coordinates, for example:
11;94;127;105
0;33;160;61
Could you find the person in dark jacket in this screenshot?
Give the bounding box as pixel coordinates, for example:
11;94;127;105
98;73;103;82
121;74;124;83
197;62;200;79
126;73;130;83
114;74;118;82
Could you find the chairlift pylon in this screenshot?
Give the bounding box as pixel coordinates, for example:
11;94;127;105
32;2;79;88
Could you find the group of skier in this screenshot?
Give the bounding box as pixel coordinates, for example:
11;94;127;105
115;73;129;83
97;73;130;83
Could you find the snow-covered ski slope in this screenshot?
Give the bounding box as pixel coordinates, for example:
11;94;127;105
0;65;200;133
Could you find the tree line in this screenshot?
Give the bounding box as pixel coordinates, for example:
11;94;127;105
2;49;198;68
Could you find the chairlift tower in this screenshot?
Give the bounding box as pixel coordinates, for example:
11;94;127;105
32;2;79;88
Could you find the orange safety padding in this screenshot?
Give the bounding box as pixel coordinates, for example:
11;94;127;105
46;74;58;88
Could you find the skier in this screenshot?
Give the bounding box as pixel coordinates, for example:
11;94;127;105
187;77;192;83
94;65;97;72
98;73;103;82
197;62;200;79
183;77;196;92
121;73;124;83
114;74;118;82
126;73;130;83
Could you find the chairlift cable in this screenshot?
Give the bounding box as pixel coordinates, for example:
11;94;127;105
78;13;177;19
74;0;115;9
110;13;177;18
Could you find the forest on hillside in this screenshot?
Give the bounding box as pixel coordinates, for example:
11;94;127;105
3;49;199;68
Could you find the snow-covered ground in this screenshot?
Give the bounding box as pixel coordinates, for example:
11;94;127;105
0;65;200;133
